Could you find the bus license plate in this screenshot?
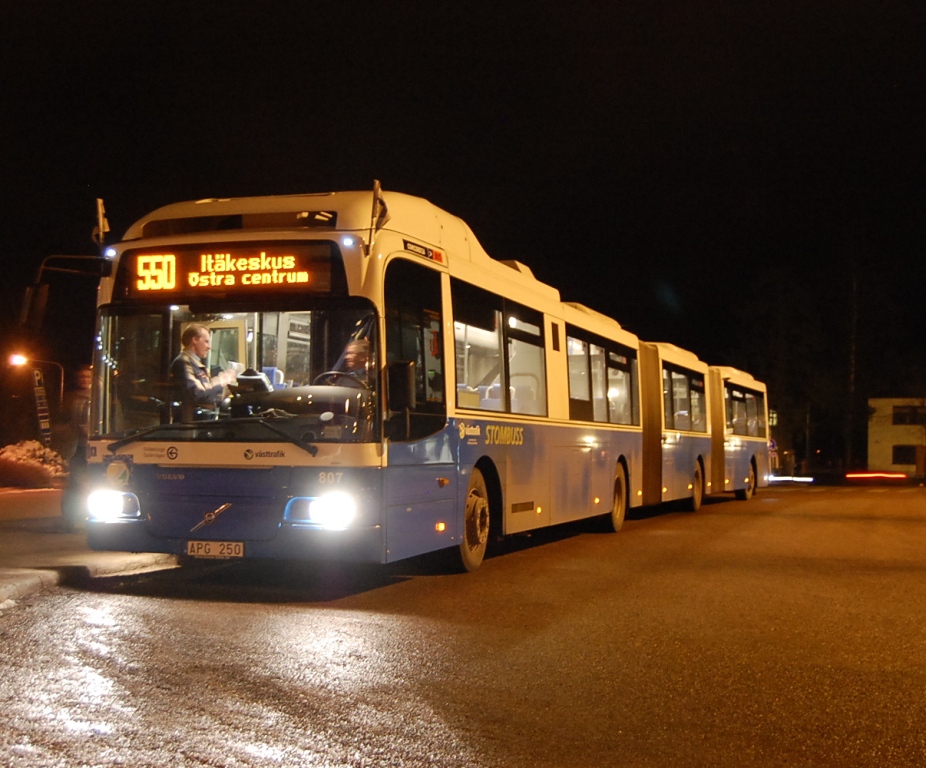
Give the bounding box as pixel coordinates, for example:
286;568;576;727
186;540;244;559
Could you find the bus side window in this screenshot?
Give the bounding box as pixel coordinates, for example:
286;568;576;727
728;387;750;436
689;378;706;432
745;392;760;436
567;335;592;421
670;370;690;430
507;311;546;416
452;280;546;416
452;279;504;411
589;343;607;421
607;359;636;425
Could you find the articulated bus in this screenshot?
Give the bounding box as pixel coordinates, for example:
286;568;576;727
85;185;768;571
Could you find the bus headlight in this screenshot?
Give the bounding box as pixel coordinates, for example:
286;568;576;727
307;492;357;530
87;490;141;522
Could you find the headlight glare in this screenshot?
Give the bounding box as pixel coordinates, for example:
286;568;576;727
87;490;139;522
308;491;357;530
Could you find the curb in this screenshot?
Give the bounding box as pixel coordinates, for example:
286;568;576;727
0;568;61;603
0;553;178;605
0;486;178;608
0;487;64;521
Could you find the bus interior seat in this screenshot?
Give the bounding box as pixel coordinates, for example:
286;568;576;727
457;384;481;408
511;385;538;414
610;400;632;424
481;383;504;412
261;366;285;389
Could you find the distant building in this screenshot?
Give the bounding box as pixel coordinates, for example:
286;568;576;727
868;398;926;476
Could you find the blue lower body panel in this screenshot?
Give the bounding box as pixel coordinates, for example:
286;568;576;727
87;519;385;563
86;463;386;563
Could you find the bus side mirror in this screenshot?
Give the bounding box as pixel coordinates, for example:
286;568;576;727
387;361;417;413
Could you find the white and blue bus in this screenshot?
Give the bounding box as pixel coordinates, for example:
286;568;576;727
85;185;766;571
638;342;713;511
708;366;770;499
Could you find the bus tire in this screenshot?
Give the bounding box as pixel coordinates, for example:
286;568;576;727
606;464;628;532
686;463;703;512
459;467;490;572
735;462;757;500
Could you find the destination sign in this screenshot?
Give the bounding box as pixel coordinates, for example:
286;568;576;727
116;242;340;299
403;239;445;264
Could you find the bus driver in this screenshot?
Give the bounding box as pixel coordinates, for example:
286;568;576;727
170;324;237;420
342;338;370;379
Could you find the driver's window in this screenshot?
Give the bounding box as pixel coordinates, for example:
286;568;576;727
317;312;376;387
384;257;446;441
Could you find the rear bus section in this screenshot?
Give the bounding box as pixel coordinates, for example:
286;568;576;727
708;366;770;499
639;342;712;511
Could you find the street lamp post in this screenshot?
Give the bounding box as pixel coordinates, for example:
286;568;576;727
9;354;65;404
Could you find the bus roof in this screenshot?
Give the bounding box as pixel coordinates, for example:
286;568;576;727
123;189;455;241
121;188;563;304
562;302;639;349
710;366;767;392
643;342;708;372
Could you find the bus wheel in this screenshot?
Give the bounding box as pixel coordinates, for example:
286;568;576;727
606;464;628;532
460;467;490;572
686;463;703;512
735;463;757;500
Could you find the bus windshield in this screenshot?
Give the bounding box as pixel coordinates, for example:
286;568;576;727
92;300;378;444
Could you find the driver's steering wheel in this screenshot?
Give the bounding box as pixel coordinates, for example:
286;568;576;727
312;371;370;389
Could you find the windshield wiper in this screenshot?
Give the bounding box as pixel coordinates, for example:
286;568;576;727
250;414;319;456
106;414;319;456
106;422;200;452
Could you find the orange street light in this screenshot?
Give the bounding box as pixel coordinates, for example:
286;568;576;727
9;354;65;404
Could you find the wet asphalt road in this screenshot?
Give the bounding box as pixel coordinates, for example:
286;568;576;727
0;485;924;767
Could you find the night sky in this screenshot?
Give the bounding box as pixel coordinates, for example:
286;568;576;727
2;3;924;451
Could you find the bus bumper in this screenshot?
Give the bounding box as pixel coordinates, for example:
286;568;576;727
87;520;386;564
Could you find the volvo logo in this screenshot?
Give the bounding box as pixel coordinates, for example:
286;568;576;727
190;503;232;533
